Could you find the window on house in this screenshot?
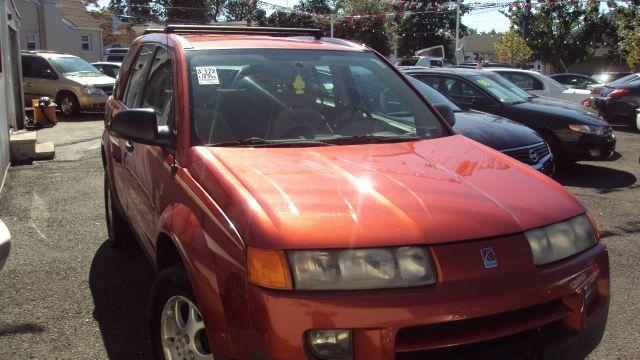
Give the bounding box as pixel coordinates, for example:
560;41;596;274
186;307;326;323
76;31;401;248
81;35;91;51
26;33;37;50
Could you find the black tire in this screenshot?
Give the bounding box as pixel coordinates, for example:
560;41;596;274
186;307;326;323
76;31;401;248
104;171;131;248
56;91;80;117
150;264;213;360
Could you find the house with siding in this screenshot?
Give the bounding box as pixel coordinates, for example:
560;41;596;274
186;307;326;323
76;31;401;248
15;0;102;62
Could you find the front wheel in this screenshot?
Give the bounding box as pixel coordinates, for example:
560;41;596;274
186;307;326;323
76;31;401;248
57;92;80;117
151;264;214;360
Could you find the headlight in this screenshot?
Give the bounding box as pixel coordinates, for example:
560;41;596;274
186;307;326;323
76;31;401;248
569;124;605;135
81;85;104;95
525;214;598;265
288;247;436;290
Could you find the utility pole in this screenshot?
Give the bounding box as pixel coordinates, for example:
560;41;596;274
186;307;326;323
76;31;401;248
330;14;335;37
455;0;460;65
523;0;531;40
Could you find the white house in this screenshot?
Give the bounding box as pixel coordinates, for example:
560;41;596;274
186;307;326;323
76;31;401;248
15;0;103;62
0;0;25;190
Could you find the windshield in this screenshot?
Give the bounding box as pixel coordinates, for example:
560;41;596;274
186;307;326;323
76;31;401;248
470;75;527;104
49;56;102;76
187;49;446;146
483;73;533;99
407;76;461;111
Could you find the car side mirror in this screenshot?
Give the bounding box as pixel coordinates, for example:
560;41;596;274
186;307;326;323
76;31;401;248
432;103;456;127
108;109;171;147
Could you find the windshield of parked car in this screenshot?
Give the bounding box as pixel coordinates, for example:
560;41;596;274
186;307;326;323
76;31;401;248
407;76;462;112
483;72;534;99
49;56;102;76
470;75;526;104
187;49;446;146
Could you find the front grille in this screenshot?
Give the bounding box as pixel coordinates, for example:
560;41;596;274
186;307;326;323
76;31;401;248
395;299;572;359
501;142;550;165
95;84;114;95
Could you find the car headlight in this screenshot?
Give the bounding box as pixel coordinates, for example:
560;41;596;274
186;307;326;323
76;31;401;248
569;124;605;135
81;85;104;95
288;246;436;290
525;214;599;266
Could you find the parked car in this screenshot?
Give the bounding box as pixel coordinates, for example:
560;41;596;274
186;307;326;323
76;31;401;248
450;62;515;69
405;75;555;174
21;51;115;116
0;220;10;272
395;56;443;67
549;73;598;89
591;71;634;85
92;62;121;79
103;47;129;62
487;68;592;105
103;25;609;360
593;79;640;130
405;68;615;163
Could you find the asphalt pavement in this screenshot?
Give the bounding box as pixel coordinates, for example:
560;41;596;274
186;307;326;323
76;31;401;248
0;116;638;359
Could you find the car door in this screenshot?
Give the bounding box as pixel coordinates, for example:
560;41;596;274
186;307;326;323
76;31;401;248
22;56;56;104
122;45;175;251
498;72;546;97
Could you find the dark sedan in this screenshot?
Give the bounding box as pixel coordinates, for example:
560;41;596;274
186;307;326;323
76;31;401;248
594;78;640;130
406;76;554;174
404;68;616;164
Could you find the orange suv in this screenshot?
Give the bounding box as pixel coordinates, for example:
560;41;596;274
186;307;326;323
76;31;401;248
102;25;609;360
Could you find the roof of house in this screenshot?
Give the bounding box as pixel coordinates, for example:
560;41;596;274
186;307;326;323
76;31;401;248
61;0;101;30
462;34;503;53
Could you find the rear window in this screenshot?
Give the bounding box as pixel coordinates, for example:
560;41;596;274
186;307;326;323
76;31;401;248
187;49;445;146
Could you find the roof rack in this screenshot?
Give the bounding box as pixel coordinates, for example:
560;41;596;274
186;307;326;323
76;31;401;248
143;25;323;40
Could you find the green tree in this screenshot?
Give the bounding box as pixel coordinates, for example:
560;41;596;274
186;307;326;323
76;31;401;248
503;0;609;71
161;0;213;23
107;0;159;22
609;1;640;70
395;0;470;59
493;28;532;66
223;0;266;23
331;0;393;56
295;0;333;14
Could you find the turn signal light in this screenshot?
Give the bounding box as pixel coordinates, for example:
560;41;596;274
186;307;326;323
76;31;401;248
587;213;601;242
247;247;293;290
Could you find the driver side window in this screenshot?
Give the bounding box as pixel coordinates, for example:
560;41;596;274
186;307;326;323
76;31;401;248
141;47;173;127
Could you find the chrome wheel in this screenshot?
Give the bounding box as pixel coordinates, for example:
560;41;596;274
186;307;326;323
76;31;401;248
60;97;74;115
160;295;212;360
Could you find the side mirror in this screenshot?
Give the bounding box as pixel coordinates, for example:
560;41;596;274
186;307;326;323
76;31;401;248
432;103;456;127
108;109;171;147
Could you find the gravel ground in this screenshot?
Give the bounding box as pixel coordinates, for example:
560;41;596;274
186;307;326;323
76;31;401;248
0;119;638;359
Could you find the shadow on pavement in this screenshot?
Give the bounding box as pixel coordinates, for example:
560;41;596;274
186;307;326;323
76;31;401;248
56;112;104;123
0;323;47;337
554;163;637;190
89;240;155;359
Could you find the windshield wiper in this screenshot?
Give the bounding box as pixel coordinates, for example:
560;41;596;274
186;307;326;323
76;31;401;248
325;134;422;145
207;137;333;147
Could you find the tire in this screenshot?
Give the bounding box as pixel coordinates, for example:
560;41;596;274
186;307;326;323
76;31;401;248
150;264;213;360
104;171;131;248
56;91;80;117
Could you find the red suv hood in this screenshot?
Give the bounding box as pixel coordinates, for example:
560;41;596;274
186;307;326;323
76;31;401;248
193;135;583;249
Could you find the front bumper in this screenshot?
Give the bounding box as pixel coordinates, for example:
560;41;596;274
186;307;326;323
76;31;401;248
77;94;109;112
244;239;609;360
563;129;616;161
0;220;11;272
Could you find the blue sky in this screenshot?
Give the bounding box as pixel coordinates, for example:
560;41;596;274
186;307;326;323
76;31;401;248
95;0;512;33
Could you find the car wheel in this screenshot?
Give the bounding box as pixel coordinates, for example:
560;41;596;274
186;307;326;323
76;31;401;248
57;92;80;117
151;264;213;360
104;171;131;248
633;110;640;131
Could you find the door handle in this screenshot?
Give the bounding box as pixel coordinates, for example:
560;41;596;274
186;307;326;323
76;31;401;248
125;141;134;152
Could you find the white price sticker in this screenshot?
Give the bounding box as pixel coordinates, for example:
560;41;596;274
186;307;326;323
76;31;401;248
196;66;220;85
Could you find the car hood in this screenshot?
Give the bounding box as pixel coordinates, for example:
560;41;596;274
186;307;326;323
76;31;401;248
64;74;115;86
510;101;608;126
531;96;600;116
192;135;584;249
453;110;542;150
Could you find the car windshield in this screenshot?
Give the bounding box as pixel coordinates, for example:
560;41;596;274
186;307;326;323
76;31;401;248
406;76;461;111
469;75;526;104
49;56;102;76
187;49;446;146
483;73;533;99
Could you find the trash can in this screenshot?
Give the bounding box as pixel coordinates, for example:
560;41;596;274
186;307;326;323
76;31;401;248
32;97;57;125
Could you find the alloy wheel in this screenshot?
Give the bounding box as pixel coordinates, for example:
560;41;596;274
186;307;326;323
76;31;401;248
60;97;74;115
160;295;213;360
